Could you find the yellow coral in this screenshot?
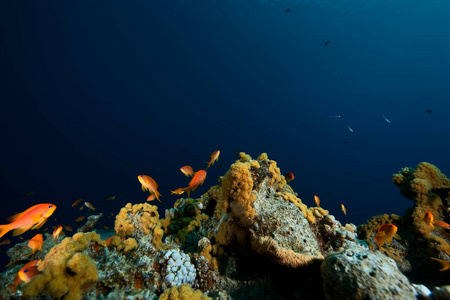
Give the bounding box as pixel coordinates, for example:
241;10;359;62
306;207;329;224
117;238;138;253
153;225;164;249
114;202;165;249
238;152;251;162
268;159;286;188
257;153;268;160
159;284;211;300
22;232;101;300
220;161;255;226
250;234;322;267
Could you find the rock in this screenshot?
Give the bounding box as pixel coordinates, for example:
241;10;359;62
321;245;415;300
430;285;450;299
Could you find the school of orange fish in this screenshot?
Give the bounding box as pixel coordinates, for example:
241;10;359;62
0;149;448;292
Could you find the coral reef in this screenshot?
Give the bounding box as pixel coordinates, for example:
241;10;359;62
2;154;450;299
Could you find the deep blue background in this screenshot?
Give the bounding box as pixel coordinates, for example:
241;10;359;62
1;0;450;263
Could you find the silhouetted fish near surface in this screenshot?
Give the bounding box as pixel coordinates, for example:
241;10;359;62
285;8;290;12
426;109;432;114
343;141;350;145
324;41;330;46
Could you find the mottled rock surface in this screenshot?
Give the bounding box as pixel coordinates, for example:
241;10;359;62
321;245;415;300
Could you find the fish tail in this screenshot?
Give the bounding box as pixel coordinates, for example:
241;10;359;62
0;224;11;239
155;191;162;202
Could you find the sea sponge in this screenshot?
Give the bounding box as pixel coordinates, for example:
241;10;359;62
392;163;450;239
22;232;103;300
158;283;211;300
117;238;138;253
222;161;255;226
114;203;164;249
250;235;322;267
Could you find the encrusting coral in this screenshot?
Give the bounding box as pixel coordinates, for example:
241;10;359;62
22;231;105;300
115;202;164;249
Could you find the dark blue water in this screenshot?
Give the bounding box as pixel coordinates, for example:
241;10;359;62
1;0;450;265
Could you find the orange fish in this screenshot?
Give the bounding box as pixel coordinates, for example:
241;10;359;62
0;239;10;246
138;175;162;202
147;194;156;201
434;220;450;229
424;211;450;229
0;203;57;239
72;198;83;207
53;225;63;243
314;195;320;207
285;172;295;182
9;259;42;291
18;259;42;283
105;234;118;245
170;188;186;195
341;204;347;216
64;225;73;231
75;216;85;222
84;202;96;211
205;150;220;169
374;224;398;247
431;257;450;271
424;211;434;229
185;170;207;198
26;234;43;256
180;166;194;177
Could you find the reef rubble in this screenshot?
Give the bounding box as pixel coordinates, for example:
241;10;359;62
1;154;450;299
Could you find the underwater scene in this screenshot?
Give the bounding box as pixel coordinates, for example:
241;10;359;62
1;0;450;299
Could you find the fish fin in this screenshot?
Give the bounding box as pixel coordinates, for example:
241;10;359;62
0;225;11;239
393;234;401;240
374;232;385;247
141;185;147;192
186;187;191;199
155;192;162;202
386;237;393;244
32;219;48;230
431;257;450;271
12;225;33;236
6;212;26;222
7;205;40;222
